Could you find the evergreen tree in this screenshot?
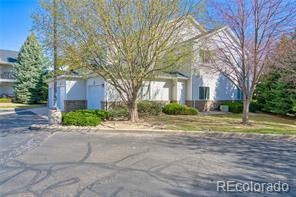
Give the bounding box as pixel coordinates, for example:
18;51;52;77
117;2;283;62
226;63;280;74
14;33;49;103
255;31;296;115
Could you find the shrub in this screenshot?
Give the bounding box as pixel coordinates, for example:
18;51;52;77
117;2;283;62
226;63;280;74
182;107;199;115
76;109;109;120
249;100;262;113
222;101;263;113
137;101;162;116
0;98;12;103
108;105;129;119
62;111;101;126
162;103;198;115
221;101;243;113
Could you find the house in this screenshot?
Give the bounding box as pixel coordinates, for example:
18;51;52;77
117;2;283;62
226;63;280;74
0;50;18;98
48;17;242;112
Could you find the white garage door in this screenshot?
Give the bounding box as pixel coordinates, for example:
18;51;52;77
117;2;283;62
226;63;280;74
177;82;186;105
57;86;65;111
48;88;53;108
87;85;104;109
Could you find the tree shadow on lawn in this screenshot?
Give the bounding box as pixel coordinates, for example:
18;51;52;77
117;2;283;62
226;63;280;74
157;134;296;196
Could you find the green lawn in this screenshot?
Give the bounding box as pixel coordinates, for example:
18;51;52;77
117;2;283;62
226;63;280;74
145;113;296;135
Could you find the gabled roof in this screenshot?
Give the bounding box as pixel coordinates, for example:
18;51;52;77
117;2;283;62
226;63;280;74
185;26;226;42
159;71;189;79
0;49;18;64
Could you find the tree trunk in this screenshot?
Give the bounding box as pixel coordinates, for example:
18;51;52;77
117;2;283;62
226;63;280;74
128;100;139;122
53;0;58;110
242;98;250;125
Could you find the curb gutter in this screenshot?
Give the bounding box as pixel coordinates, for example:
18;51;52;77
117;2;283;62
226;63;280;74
29;124;296;141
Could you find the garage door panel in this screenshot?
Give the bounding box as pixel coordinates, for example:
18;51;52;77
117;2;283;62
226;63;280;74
87;85;104;109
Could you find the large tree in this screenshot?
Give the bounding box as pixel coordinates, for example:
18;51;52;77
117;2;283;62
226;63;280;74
206;0;296;124
33;0;61;110
44;0;203;122
14;33;48;103
255;30;296;115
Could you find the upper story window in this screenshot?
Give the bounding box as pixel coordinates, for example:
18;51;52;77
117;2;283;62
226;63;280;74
199;49;214;63
199;86;210;100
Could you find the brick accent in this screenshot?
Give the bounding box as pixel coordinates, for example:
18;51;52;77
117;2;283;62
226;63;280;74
64;100;87;112
185;100;232;112
101;100;170;110
101;100;234;112
101;101;125;110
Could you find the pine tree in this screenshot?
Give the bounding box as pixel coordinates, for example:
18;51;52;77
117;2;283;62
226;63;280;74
14;33;49;103
255;31;296;115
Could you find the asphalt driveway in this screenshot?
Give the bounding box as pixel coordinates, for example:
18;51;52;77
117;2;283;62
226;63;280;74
0;111;296;197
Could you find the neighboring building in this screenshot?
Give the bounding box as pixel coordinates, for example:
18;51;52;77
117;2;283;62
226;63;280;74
48;17;242;112
0;50;18;98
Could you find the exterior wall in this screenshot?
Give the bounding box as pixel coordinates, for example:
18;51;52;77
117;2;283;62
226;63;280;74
0;64;14;75
87;77;106;100
0;84;14;96
150;80;172;101
0;64;15;97
186;100;228;111
188;30;242;108
190;69;238;101
65;79;86;100
179;20;202;41
48;79;66;110
105;79;175;103
64;100;87;112
48;74;239;112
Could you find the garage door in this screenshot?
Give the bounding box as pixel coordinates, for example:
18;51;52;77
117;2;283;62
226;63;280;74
48;88;53;108
87;85;104;109
57;86;65;111
177;82;186;105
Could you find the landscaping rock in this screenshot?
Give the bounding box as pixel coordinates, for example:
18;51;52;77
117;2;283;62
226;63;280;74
48;108;62;125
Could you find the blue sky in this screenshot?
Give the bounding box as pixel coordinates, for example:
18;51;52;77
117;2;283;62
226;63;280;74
0;0;38;51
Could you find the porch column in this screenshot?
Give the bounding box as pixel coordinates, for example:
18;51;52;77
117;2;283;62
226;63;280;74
171;79;178;103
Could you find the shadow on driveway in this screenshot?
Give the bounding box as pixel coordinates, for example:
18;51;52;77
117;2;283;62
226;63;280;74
0;108;48;134
157;134;296;196
0;132;295;196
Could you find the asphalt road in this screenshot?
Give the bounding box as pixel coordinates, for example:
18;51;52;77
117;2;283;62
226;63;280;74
0;110;296;197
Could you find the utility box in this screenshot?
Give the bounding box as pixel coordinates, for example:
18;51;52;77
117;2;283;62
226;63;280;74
220;105;229;112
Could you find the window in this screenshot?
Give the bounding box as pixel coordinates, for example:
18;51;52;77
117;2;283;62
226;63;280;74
199;87;210;100
199;49;214;63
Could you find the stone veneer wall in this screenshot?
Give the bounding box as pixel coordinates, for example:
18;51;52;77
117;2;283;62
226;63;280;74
185;100;231;112
64;100;87;112
63;99;231;112
101;100;171;110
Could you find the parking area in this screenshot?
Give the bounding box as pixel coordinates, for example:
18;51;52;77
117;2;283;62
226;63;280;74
0;110;295;196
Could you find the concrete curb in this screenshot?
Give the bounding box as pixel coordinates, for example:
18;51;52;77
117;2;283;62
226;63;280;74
29;124;296;141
